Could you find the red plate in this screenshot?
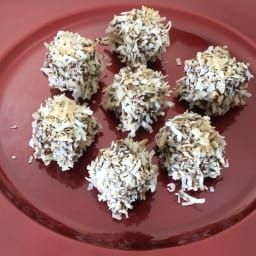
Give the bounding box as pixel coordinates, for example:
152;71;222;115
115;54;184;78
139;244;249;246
0;1;256;255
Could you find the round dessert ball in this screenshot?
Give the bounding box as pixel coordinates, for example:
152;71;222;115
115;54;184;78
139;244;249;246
29;94;100;171
104;65;173;137
86;138;158;220
41;31;105;101
155;112;228;206
106;6;171;65
176;46;253;116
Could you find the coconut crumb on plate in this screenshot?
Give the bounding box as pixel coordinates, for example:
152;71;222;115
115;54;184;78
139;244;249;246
10;125;18;129
176;57;182;66
28;155;33;164
86;137;158;220
29;94;100;171
209;186;215;193
167;182;176;193
41;31;105;101
156;111;228;205
175;190;206;206
104;64;173;137
176;45;253;116
106;6;171;65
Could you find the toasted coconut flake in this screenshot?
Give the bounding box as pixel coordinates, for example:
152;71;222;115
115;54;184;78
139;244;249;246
104;65;173;136
176;46;253;116
95;36;110;46
156;111;228;205
29;94;100;171
87;137;158;220
41;31;105;101
106;6;171;65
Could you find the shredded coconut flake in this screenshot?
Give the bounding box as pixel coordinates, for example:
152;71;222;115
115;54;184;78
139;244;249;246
106;6;171;65
156;111;228;205
104;65;173;137
176;190;206;206
41;31;105;101
29;94;100;171
87;138;158;220
176;46;253;116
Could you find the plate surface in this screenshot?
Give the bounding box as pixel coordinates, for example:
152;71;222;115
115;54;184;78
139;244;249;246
0;3;255;251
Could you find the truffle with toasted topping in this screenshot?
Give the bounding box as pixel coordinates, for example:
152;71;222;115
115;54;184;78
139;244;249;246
104;65;173;136
106;6;171;65
29;94;100;171
41;31;105;101
176;46;253;116
86;138;158;220
155;112;228;205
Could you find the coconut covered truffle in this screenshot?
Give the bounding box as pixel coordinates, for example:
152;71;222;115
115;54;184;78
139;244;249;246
104;65;173;136
155;112;228;205
86;138;158;220
29;94;100;171
106;6;171;65
41;31;105;101
176;46;253;116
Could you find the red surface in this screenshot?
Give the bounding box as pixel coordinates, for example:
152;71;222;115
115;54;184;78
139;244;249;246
0;1;256;255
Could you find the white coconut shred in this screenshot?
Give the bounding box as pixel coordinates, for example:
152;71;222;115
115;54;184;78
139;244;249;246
106;6;171;65
155;112;228;206
41;31;105;101
104;64;173;137
176;46;253;116
86;138;158;220
29;94;100;171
